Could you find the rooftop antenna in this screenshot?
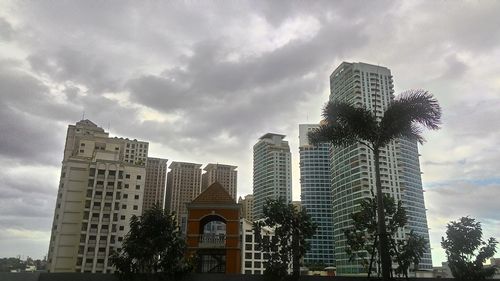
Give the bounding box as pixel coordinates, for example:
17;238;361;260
81;111;85;120
107;121;111;132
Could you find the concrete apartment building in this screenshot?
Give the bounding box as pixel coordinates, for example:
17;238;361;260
165;161;202;231
238;194;254;222
240;219;274;275
328;62;432;274
253;133;292;219
201;163;238;200
47;120;147;273
142;157;168;211
299;124;335;267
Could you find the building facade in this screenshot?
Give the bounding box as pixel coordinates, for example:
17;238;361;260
201;163;238;200
328;62;432;274
142;157;168;211
240;219;274;275
165;161;202;231
253;133;292;219
47;120;147;273
299;124;335;267
238;194;254;222
186;182;241;274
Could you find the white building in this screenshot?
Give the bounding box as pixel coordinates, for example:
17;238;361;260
240;219;274;275
328;62;432;274
47;120;148;273
253;133;292;219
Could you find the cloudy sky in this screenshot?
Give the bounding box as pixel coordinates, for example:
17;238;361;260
1;0;499;266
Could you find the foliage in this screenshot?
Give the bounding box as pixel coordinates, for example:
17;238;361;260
344;195;426;278
110;205;191;279
309;89;441;279
441;217;498;280
253;199;316;280
0;256;46;272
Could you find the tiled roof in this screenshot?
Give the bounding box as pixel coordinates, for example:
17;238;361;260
191;181;235;205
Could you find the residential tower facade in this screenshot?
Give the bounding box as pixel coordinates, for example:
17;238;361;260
328;62;432;274
299;124;335;267
47;120;147;273
252;133;292;219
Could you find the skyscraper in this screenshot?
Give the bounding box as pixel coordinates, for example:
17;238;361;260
238;194;254;222
328;62;432;274
47;120;148;273
253;133;292;219
165;161;202;231
299;124;335;267
142;157;168;211
201;163;238;200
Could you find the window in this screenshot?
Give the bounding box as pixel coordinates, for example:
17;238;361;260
136;175;141;180
119;226;124;231
123;194;128;199
133;205;138;210
134;195;139;200
125;174;130;179
245;261;252;268
122;204;127;209
120;215;125;220
135;185;140;190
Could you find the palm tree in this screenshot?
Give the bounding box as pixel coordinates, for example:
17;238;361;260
308;89;441;280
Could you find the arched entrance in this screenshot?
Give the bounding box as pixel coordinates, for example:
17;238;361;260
186;182;241;274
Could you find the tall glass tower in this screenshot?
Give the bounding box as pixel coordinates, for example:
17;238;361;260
253;133;292;219
299;124;335;267
329;62;432;275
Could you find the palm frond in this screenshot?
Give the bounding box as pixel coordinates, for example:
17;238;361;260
308;101;378;147
379;89;441;145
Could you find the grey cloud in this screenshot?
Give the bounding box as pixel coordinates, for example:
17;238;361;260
440;54;468;79
426;181;500;222
0;17;13;40
28;48;120;92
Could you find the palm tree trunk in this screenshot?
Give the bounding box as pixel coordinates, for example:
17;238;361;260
373;147;392;280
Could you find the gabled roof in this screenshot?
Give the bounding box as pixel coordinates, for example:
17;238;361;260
190;181;236;205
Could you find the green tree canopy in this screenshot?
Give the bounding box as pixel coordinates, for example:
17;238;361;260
110;205;191;278
253;199;316;280
441;217;498;279
344;194;426;278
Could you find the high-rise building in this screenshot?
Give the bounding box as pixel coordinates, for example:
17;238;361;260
299;124;335;267
165;161;202;231
142;157;168;211
201;163;238;200
238;194;254;222
47;120;148;273
253;133;292;220
328;62;432;274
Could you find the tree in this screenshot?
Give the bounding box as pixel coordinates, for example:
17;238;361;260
110;205;191;279
441;217;498;279
253;199;316;280
309;89;441;280
344;194;426;278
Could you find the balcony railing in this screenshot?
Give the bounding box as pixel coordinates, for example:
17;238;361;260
198;234;226;248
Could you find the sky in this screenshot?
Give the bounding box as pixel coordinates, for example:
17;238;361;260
0;0;499;266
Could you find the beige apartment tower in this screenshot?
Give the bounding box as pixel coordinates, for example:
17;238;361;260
165;161;202;231
47;120;148;273
143;157;168;211
238;194;254;222
201;163;238;200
